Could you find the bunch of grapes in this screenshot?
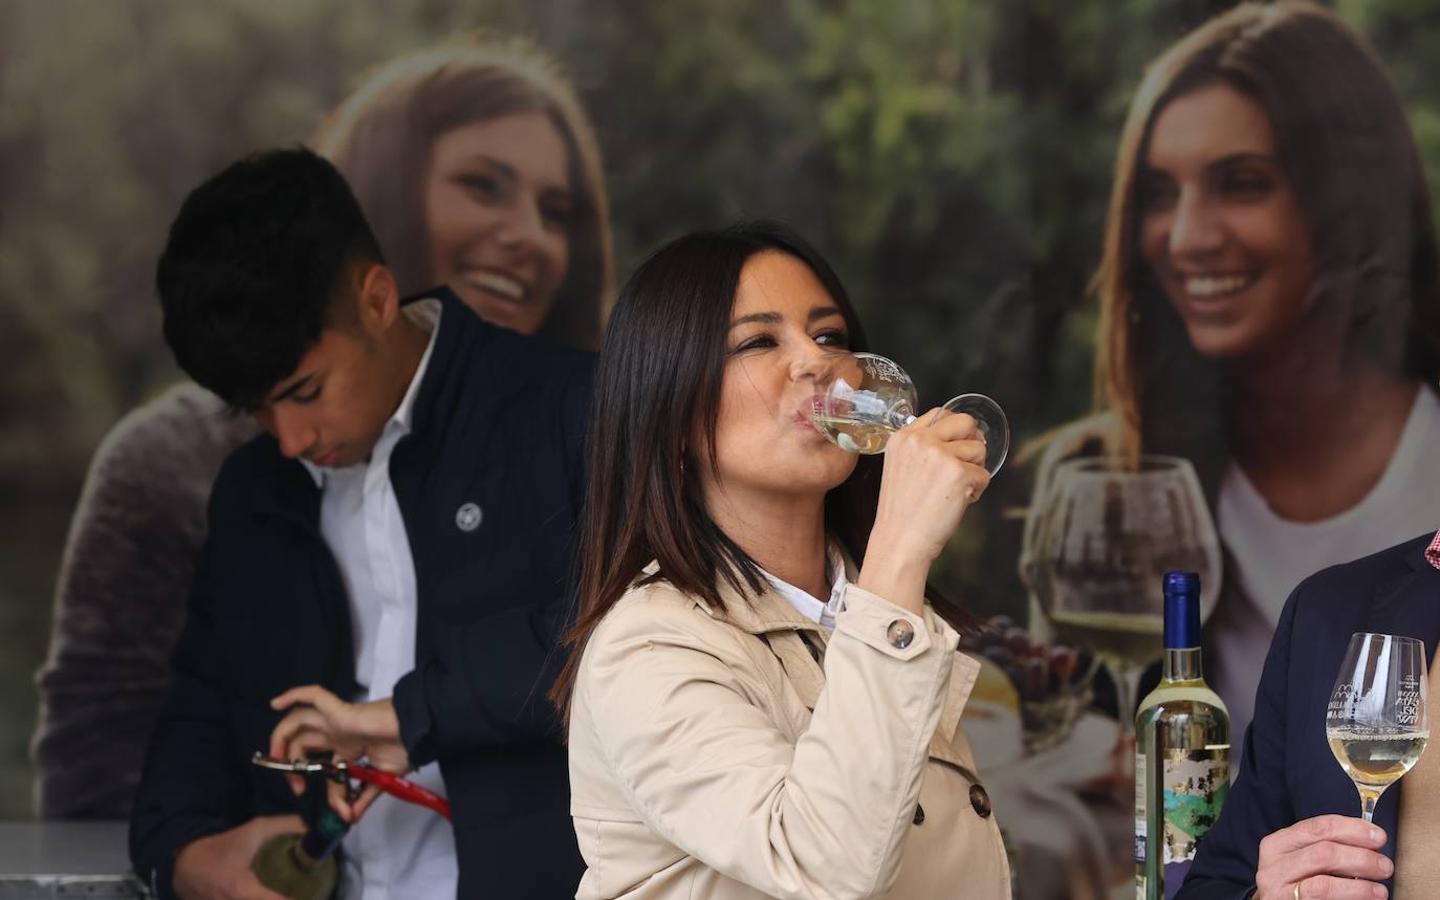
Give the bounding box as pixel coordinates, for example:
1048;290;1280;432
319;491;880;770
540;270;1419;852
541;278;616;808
959;615;1089;704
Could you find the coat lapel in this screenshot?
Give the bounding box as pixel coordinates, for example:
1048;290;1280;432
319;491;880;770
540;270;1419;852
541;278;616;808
709;569;830;711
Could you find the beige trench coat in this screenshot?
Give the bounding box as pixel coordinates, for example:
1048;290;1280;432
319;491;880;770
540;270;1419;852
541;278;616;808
568;565;1012;899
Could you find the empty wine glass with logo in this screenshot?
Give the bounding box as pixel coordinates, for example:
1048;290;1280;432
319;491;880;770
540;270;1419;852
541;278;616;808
809;351;1010;475
1326;632;1430;823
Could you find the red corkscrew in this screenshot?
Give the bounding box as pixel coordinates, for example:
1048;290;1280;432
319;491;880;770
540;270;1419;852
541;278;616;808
253;753;452;821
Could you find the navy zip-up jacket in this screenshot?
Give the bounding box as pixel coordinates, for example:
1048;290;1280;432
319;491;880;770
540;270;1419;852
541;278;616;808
130;288;591;898
1178;532;1440;899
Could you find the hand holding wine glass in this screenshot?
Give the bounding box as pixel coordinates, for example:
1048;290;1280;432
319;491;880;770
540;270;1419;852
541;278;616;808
1230;635;1424;900
860;407;991;616
1252;815;1392;900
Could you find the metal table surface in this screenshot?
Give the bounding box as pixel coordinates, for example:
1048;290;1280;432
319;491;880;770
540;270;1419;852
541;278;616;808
0;822;145;898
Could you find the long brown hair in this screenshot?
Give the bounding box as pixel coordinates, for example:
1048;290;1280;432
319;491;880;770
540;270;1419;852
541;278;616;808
549;222;889;717
1093;1;1440;491
312;36;613;349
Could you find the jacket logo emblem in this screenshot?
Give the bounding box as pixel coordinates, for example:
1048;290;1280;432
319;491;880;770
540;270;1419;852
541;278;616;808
455;502;483;532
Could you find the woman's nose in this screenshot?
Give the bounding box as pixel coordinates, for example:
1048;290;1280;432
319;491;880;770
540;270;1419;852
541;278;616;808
791;344;844;384
1168;189;1226;261
495;194;547;251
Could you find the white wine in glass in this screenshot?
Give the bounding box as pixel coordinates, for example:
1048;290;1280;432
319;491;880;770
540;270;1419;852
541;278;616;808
1046;610;1165;669
809;351;1010;475
1326;632;1430;822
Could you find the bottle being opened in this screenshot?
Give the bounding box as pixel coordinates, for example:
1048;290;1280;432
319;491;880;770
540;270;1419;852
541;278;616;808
251;804;348;900
1134;571;1231;900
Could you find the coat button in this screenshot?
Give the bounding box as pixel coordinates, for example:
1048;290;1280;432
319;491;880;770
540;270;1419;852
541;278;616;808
886;619;915;649
912;803;925;825
969;784;992;819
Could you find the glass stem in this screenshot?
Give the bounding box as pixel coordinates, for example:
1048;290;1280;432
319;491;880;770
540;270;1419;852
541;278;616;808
1359;787;1382;824
1108;660;1141;787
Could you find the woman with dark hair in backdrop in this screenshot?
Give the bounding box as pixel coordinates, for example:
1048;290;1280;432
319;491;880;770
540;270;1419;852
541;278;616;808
1022;1;1440;751
33;36;612;819
552;222;1011;899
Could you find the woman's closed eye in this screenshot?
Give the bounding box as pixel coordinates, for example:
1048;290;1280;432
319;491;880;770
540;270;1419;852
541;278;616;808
732;334;777;354
731;328;849;355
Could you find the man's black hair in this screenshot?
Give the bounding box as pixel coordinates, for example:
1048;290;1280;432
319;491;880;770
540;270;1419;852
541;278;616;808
156;145;385;411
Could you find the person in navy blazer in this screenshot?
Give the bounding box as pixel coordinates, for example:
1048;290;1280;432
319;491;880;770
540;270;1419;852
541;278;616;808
1178;531;1440;899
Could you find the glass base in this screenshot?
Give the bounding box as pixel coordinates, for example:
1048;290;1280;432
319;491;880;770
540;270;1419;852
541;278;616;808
941;393;1009;475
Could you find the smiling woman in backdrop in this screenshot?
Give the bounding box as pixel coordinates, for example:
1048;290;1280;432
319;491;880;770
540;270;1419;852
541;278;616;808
1022;0;1440;750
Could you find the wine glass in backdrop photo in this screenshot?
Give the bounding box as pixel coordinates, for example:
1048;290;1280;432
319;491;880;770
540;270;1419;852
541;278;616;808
1024;455;1221;748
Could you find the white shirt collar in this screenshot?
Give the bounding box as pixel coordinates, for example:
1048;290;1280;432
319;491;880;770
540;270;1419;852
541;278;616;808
759;543;849;631
300;298;442;488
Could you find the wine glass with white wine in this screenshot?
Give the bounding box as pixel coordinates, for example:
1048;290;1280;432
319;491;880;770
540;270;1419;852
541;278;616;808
809;351;1009;475
1326;632;1430;823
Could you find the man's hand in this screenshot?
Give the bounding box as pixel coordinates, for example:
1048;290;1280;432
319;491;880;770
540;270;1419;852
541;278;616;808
269;685;409;823
172;815;303;900
1254;815;1392;899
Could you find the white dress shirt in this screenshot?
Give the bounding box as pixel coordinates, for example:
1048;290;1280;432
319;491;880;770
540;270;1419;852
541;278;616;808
300;299;457;900
759;543;850;631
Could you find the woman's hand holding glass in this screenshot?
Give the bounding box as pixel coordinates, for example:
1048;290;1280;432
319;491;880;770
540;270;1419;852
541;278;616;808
858;407;990;617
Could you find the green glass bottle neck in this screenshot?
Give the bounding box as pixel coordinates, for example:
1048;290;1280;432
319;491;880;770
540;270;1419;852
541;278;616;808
1162;646;1204;684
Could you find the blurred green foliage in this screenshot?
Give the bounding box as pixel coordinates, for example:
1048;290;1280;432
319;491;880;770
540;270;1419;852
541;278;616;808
0;0;1431;819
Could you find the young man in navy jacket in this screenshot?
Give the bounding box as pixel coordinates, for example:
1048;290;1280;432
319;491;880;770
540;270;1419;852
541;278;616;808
129;147;591;899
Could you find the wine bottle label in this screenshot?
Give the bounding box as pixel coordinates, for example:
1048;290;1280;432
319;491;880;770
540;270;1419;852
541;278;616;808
1160;748;1229;897
1135;748;1148;898
1134;749;1147;863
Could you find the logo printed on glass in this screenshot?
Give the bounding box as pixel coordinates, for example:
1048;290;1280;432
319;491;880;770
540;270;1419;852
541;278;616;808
455;502;483;532
1397;676;1423;726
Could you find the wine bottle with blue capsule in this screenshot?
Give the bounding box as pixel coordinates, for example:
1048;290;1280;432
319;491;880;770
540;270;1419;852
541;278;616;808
1134;571;1230;900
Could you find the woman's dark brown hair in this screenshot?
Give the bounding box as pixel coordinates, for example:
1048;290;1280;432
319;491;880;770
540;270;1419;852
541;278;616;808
549;221;888;717
1092;1;1440;488
312;37;613;349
